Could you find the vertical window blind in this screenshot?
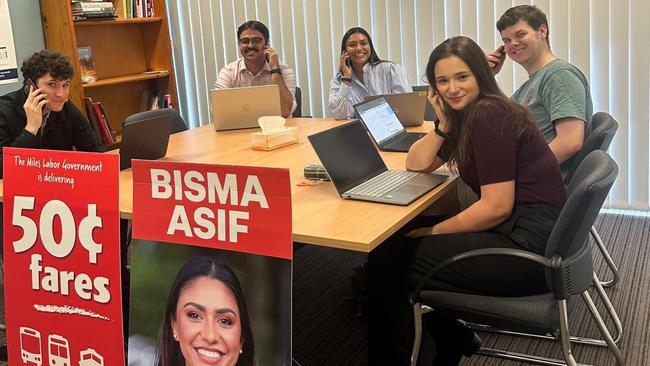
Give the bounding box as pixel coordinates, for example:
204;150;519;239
166;0;649;210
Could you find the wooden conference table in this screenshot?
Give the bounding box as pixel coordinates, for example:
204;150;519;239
0;118;457;252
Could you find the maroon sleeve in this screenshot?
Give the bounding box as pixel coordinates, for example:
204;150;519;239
470;102;518;186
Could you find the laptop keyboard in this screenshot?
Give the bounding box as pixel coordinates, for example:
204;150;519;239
347;170;416;197
386;133;423;149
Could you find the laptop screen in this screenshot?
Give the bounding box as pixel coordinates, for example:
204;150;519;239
308;120;387;194
355;97;405;144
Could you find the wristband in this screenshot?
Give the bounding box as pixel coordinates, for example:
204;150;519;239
270;68;282;75
434;119;449;139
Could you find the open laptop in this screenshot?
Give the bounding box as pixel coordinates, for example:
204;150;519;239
354;96;427;152
119;109;173;170
364;91;427;127
308;120;447;205
210;84;281;131
412;85;439;122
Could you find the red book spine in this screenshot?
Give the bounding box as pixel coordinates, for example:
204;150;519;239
92;102;113;144
97;102;116;142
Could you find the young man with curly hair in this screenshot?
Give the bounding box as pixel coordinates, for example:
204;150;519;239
0;49;104;177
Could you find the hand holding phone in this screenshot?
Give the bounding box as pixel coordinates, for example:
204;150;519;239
486;45;506;75
340;52;352;77
22;78;47;134
427;86;448;128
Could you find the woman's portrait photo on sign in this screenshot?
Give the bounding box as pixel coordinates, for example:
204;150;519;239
127;240;292;366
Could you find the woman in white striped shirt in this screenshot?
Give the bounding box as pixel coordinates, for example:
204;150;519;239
328;27;412;119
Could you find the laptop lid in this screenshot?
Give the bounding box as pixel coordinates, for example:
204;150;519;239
354;97;407;146
412;86;439;122
119;109;174;170
364;92;426;127
210;84;281;131
308;120;387;195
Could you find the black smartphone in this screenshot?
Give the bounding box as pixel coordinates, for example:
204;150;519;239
345;56;352;68
24;78;37;95
264;46;270;63
497;45;506;56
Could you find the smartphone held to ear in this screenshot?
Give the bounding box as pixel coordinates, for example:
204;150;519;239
24;78;37;95
345;57;352;68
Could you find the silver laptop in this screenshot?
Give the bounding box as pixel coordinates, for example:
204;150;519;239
354;97;426;152
210;84;281;131
119;109;173;170
308;120;447;205
364;91;426;126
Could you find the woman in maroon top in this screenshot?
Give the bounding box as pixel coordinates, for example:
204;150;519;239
368;36;567;365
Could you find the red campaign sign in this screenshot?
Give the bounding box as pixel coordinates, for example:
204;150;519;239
2;147;124;366
132;160;292;260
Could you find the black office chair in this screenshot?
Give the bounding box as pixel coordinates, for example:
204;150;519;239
168;108;189;134
564;112;619;288
409;150;624;366
293;86;302;118
412;85;437;121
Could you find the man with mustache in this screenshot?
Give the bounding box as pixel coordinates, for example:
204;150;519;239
215;20;297;118
487;5;592;178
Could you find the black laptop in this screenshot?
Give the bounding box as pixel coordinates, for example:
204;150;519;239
119;109;174;170
354;97;426;152
308;120;447;205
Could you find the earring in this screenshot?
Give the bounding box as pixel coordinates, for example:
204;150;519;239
239;349;243;354
173;333;178;340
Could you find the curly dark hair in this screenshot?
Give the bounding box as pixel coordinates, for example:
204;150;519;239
20;49;74;82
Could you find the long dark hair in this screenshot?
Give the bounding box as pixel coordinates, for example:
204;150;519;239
340;27;383;69
425;36;536;167
156;256;255;366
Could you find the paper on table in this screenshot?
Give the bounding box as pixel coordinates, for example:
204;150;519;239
258;116;286;133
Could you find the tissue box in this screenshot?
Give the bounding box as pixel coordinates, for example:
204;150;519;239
251;126;299;151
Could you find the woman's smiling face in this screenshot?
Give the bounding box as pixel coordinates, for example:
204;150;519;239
172;276;243;366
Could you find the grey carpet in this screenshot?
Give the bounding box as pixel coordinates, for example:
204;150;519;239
0;211;647;365
292;211;650;365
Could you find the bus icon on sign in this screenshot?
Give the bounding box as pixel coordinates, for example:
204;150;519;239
20;327;42;366
48;334;70;366
79;348;104;366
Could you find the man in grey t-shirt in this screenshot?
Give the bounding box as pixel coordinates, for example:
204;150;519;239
487;5;592;178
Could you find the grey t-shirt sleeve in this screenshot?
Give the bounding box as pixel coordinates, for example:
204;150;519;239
541;67;589;125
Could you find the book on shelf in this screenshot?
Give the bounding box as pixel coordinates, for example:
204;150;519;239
132;0;155;18
77;46;97;84
72;1;117;20
97;102;117;142
84;97;102;138
88;99;116;145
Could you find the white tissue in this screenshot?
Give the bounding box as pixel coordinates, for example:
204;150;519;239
258;116;286;133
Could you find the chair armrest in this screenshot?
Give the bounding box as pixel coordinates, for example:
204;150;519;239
409;248;551;304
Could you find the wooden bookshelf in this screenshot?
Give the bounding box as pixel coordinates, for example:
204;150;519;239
38;0;177;147
82;71;170;89
74;17;163;27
